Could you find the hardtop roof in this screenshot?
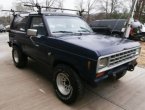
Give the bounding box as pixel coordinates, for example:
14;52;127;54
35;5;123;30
20;12;79;17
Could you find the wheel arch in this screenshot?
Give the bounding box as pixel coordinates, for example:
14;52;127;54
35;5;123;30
53;60;82;79
12;43;23;51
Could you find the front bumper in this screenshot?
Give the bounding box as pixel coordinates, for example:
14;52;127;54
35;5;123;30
93;60;137;84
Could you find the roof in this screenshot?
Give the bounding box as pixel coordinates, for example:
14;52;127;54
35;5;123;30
20;12;79;17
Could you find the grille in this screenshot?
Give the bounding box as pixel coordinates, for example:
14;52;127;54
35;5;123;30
109;49;137;66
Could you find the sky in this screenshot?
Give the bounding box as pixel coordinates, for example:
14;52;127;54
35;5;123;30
0;0;13;9
0;0;76;10
0;0;132;15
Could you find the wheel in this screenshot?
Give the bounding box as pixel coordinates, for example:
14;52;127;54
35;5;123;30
12;46;28;68
53;64;84;104
140;36;145;42
109;71;127;80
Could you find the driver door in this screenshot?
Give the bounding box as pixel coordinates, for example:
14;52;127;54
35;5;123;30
27;16;48;63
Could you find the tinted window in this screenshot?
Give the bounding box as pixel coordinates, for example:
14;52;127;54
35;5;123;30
12;15;28;31
30;17;47;36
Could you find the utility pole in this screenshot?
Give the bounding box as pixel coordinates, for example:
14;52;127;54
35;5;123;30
124;0;138;38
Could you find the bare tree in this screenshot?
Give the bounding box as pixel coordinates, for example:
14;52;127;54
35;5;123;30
75;0;98;22
110;0;118;14
14;0;62;12
45;0;59;11
86;0;98;22
75;0;86;16
14;0;36;11
134;0;145;20
99;0;109;18
75;0;85;12
99;0;125;18
57;0;64;9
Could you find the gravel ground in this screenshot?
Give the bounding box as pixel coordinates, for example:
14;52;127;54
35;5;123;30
137;42;145;68
0;33;8;45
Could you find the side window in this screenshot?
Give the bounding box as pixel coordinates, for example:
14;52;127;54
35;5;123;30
12;15;28;31
30;17;47;36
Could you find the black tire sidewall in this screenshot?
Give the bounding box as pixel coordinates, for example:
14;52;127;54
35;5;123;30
12;47;27;68
12;47;20;66
53;65;81;104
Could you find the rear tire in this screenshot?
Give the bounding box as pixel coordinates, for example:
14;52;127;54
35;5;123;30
12;46;28;68
53;64;84;104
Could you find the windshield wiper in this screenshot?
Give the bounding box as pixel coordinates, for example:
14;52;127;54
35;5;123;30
52;31;73;33
79;27;92;33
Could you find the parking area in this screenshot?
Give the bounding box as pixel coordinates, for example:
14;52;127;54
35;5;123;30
0;33;145;110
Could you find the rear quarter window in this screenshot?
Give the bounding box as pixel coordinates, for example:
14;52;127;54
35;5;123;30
11;15;28;31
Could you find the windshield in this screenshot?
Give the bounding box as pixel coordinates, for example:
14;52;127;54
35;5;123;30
46;16;93;35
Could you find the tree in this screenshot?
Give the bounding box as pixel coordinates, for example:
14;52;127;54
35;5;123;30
99;0;109;18
86;0;98;22
134;0;145;20
75;0;86;16
75;0;85;12
57;0;64;9
99;0;130;19
110;0;118;14
75;0;98;22
14;0;62;12
14;0;36;11
45;0;60;11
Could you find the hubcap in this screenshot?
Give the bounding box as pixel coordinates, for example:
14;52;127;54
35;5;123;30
13;50;19;63
56;73;72;95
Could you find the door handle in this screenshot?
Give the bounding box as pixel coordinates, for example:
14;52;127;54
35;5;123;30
35;44;39;47
30;36;39;47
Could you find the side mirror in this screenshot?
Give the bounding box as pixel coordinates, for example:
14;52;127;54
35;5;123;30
27;29;37;36
5;25;10;32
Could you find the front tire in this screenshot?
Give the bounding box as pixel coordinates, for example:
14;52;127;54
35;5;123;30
53;64;84;104
12;46;28;68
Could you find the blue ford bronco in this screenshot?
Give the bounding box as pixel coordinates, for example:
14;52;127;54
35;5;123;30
7;9;140;104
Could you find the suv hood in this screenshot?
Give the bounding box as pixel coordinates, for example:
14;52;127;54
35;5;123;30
58;34;140;56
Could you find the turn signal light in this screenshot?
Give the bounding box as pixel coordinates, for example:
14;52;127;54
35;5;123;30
96;72;105;77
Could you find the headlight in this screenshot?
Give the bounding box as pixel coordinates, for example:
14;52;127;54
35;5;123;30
135;48;141;55
98;57;109;69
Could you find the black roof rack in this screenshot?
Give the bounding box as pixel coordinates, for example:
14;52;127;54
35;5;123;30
24;3;86;16
2;9;29;15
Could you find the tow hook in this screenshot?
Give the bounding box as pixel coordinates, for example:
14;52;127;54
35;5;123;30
128;65;135;71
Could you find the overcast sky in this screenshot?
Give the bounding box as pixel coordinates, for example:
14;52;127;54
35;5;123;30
0;0;76;10
0;0;12;9
0;0;132;15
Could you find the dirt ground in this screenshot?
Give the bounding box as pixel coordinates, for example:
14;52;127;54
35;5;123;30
137;42;145;68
